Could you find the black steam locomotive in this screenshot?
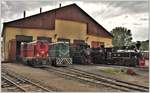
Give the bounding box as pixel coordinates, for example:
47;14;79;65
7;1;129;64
70;42;144;67
70;43;92;64
91;47;143;67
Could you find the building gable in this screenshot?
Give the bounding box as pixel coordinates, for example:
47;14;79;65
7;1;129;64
3;4;113;38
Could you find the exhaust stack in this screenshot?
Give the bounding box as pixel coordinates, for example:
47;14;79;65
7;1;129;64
23;10;26;18
40;8;42;13
59;3;61;8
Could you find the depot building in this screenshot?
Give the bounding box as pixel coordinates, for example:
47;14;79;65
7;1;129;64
2;3;113;61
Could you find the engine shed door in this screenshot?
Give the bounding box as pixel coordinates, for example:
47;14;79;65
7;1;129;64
16;35;33;61
91;41;104;48
73;40;85;45
8;39;16;61
37;36;52;43
57;38;70;43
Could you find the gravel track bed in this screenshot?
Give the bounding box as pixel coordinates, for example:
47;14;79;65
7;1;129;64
72;64;149;87
2;63;123;92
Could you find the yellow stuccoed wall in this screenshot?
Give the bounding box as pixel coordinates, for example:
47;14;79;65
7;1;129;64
55;19;112;47
55;19;87;43
3;19;112;60
86;35;112;47
4;27;55;60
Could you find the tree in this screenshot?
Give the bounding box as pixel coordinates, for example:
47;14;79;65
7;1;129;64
111;27;132;48
136;41;141;50
140;40;149;50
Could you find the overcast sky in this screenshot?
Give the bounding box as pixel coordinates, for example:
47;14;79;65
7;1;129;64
1;0;149;42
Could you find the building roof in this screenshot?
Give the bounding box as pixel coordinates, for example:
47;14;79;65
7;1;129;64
2;3;113;38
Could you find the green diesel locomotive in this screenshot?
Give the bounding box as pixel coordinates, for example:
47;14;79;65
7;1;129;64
48;42;72;66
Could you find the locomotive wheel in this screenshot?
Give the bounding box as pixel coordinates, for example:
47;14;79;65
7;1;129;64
124;60;130;67
26;60;29;65
32;59;38;67
81;56;87;64
130;59;136;67
26;60;32;66
51;61;54;66
48;58;52;65
30;60;34;66
51;60;56;66
122;60;126;66
23;60;27;65
106;59;113;65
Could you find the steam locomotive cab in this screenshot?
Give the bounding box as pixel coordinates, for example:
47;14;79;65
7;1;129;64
110;51;137;66
70;43;92;64
91;47;144;67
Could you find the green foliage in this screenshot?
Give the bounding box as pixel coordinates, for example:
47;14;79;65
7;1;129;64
129;40;149;50
97;67;126;74
140;40;149;50
111;27;132;48
136;41;141;49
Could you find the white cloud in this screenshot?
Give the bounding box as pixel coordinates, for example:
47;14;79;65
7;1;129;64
132;27;148;41
1;1;149;42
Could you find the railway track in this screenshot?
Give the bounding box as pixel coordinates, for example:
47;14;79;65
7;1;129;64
2;76;27;92
45;66;149;92
1;70;52;92
66;67;149;91
92;64;149;71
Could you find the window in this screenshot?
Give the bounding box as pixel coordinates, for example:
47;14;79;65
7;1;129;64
57;38;70;43
91;41;104;48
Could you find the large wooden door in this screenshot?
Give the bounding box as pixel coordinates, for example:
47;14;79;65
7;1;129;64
16;35;33;61
37;36;52;43
8;39;16;61
91;41;104;48
57;38;70;43
73;40;85;45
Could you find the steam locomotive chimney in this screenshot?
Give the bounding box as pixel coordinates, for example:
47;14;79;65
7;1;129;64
59;3;61;8
23;10;26;18
40;7;42;13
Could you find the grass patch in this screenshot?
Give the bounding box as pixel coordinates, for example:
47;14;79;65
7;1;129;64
97;67;126;74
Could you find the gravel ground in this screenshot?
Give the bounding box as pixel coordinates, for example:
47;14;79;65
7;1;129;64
72;64;149;87
145;60;149;67
2;63;122;92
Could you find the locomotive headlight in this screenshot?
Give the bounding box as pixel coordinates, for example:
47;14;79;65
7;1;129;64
59;54;61;57
41;51;44;54
37;54;40;57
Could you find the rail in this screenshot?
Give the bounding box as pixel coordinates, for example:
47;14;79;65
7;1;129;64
2;70;52;92
44;66;149;92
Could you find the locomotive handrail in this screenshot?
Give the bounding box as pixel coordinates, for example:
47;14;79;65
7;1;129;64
48;42;69;45
21;40;46;44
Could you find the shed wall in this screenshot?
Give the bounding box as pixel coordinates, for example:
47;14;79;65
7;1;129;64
3;19;112;60
86;35;112;47
4;27;54;60
55;19;87;43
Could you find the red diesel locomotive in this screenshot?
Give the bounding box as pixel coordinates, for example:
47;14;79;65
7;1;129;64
20;40;50;67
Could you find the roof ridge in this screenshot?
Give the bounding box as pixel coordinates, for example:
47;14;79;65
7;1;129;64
4;3;77;24
2;3;113;38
